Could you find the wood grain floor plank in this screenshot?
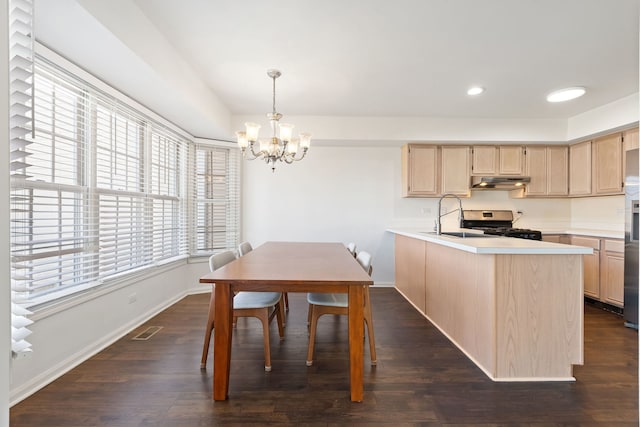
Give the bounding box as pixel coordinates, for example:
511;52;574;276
10;288;638;426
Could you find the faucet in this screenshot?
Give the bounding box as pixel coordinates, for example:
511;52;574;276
436;193;463;235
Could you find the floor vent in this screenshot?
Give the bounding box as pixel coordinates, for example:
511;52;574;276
132;326;163;341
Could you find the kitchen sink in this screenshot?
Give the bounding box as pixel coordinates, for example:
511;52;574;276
420;231;498;238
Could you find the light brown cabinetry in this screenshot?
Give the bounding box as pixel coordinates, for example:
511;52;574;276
624;127;639;151
569;141;592;196
401;145;438;196
401;144;469;197
571;235;624;307
572;236;601;299
602;239;624;307
441;146;471;195
542;234;571;244
524;146;568;197
593;133;623;195
472;145;524;176
568;133;624;196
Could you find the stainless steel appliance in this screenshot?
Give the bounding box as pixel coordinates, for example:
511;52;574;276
624;148;639;329
460;210;542;240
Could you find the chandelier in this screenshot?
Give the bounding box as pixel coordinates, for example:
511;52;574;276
235;69;311;172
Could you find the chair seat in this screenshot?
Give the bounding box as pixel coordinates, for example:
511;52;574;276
234;292;282;309
307;292;347;308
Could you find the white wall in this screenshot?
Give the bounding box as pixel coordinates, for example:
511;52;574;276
242;144;578;285
567;93;639;141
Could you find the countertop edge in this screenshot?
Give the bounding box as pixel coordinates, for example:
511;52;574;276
387;228;594;255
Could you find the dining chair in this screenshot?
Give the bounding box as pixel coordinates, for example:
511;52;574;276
200;250;285;372
238;241;289;313
305;250;377;367
346;242;357;257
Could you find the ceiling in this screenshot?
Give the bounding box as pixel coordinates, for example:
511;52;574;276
131;0;639;120
34;0;639;141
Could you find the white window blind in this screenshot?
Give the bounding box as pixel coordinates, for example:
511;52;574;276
9;0;35;357
10;56;194;308
192;144;240;254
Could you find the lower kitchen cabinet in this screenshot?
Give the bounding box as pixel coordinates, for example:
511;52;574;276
602;239;624;307
541;234;571;244
571;235;624;307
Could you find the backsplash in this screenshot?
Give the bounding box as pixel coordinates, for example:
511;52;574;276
394;191;567;229
570;195;624;232
392;191;623;233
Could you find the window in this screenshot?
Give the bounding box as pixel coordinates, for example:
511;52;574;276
10;55;238;308
192;144;240;254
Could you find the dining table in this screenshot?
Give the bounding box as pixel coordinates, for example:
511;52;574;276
199;241;374;402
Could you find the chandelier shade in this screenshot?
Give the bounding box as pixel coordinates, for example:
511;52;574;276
235;69;311;172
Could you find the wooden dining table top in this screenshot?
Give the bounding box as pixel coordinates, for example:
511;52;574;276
199;241;374;290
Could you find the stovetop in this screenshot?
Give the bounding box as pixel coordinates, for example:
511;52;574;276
460;210;542;241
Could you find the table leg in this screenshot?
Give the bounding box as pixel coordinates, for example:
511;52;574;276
348;285;365;402
213;283;233;401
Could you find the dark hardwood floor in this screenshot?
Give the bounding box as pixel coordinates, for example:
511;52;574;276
10;288;638;426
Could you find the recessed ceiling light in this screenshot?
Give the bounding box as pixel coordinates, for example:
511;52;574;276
546;87;586;103
467;86;485;96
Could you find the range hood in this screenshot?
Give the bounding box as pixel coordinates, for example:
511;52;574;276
471;176;531;190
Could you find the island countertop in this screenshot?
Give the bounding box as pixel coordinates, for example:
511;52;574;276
387;228;593;255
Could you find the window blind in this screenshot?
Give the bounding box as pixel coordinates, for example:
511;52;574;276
192;144;240;255
9;0;35;357
10;56;194;307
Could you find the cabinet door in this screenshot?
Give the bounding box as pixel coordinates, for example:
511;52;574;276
499;146;524;175
441;146;470;196
593;133;623;195
602;240;624;307
471;146;497;175
569;141;592;196
583;250;601;299
524;146;547;196
623;127;639;151
402;145;438;196
572;236;600;299
547;146;569;196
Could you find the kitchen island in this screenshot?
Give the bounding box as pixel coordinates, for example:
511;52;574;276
388;228;593;381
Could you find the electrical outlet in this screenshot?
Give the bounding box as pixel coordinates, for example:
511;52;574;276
128;293;137;304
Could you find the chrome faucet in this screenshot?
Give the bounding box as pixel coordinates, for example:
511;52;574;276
436;193;463;235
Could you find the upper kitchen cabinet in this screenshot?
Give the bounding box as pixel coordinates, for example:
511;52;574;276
402;144;438;197
524;146;568;197
569;132;624;196
569;141;592;196
440;146;471;196
592;133;623;195
623;127;638;151
401;144;470;197
471;145;524;176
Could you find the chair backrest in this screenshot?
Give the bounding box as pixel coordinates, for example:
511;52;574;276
346;242;357;257
209;250;237;272
356;250;373;276
238;241;253;257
